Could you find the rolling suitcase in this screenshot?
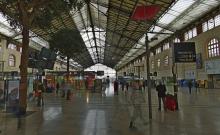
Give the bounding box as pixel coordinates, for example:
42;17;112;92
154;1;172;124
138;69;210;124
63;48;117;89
165;94;176;111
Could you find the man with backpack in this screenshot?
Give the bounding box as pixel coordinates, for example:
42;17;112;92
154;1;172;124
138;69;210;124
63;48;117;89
156;81;167;111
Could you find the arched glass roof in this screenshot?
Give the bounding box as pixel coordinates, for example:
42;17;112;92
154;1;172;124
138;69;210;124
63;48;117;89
1;0;220;70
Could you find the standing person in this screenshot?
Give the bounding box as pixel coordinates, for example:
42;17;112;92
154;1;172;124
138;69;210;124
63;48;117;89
121;79;125;91
156;81;167;111
37;81;45;106
56;82;60;95
61;80;66;98
114;79;119;95
195;80;199;92
106;76;110;86
65;81;72;100
188;80;192;94
126;81;129;91
85;78;88;90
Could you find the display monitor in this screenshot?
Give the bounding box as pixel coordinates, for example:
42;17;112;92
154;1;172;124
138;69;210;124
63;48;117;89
39;47;57;60
39;47;51;59
97;71;104;76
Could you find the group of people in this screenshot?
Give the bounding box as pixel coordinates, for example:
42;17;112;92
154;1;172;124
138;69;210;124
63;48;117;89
33;80;73;107
187;80;199;94
59;81;72;100
113;80;129;95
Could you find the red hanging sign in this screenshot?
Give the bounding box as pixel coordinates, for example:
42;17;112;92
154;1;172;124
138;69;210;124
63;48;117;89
131;5;161;20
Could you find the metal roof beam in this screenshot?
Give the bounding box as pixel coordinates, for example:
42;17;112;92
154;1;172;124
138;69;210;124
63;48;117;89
108;0;125;47
78;9;97;64
90;3;107;17
158;0;203;32
106;28;140;44
87;0;99;62
96;0;103;63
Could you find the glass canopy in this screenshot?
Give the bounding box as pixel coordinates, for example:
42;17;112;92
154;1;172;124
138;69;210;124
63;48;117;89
1;0;220;70
115;0;220;69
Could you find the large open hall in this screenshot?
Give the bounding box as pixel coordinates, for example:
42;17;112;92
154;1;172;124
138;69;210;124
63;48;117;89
1;0;220;135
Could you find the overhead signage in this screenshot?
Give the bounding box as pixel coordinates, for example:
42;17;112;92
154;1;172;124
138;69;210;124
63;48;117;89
28;47;57;70
173;42;196;63
97;71;104;76
131;5;161;20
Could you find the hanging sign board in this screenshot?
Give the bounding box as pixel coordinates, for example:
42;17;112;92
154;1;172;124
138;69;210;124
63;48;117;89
97;71;104;76
131;5;161;20
173;42;196;63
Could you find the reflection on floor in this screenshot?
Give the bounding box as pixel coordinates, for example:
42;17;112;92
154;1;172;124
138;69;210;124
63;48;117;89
1;83;220;135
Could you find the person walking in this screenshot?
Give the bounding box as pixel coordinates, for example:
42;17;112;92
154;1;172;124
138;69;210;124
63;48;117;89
114;79;119;95
61;81;66;98
65;81;72;100
156;81;167;111
126;81;129;91
188;80;192;94
56;82;60;95
37;81;45;106
195;80;199;92
106;76;110;87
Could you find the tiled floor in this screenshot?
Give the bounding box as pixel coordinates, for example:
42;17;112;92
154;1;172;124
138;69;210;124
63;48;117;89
1;84;220;135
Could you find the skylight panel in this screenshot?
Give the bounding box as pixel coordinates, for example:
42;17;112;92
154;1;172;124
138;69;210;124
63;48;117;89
0;13;11;27
153;26;163;32
29;31;48;47
158;13;176;25
171;0;196;13
81;33;89;40
163;30;173;34
158;0;196;25
148;33;156;39
136;44;142;48
87;32;94;39
203;0;219;5
0;25;15;37
84;41;91;48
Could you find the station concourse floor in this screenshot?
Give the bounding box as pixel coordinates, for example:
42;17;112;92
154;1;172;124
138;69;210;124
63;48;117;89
1;84;220;135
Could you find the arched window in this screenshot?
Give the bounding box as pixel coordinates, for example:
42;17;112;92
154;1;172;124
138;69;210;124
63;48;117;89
157;59;160;68
8;54;15;67
8;43;16;50
163;42;170;50
150;52;154;56
164;56;169;66
151;61;154;69
156;47;161;54
208;38;220;58
173;38;180;43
